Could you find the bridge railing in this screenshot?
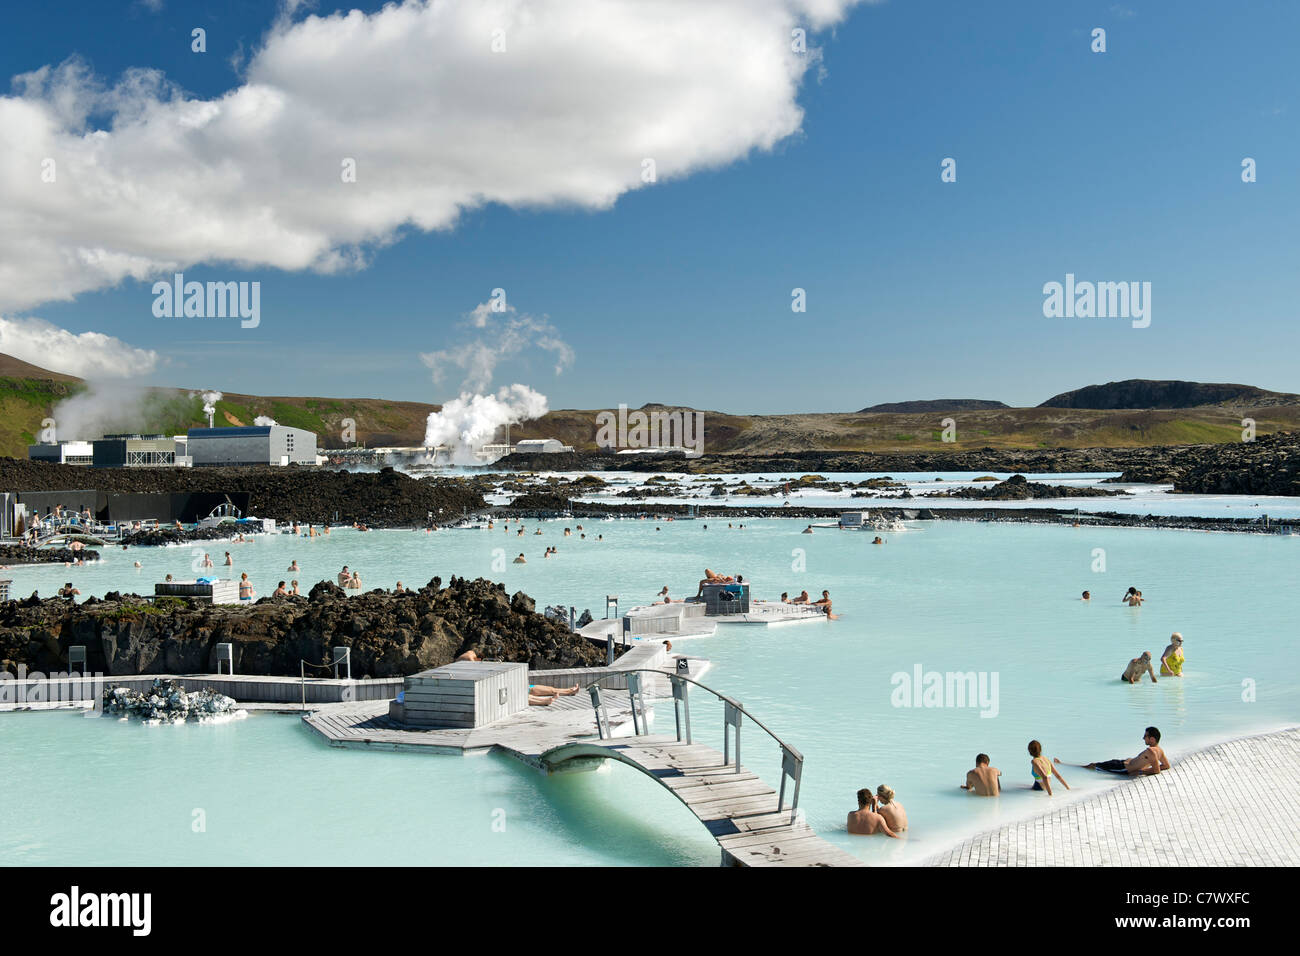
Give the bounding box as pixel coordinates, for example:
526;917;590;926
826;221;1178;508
585;668;803;818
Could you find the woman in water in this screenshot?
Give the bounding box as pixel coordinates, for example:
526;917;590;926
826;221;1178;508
874;785;908;832
1160;633;1185;677
238;573;254;601
1027;740;1069;795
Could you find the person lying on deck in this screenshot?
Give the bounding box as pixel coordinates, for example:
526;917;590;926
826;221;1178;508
527;683;581;706
695;568;734;597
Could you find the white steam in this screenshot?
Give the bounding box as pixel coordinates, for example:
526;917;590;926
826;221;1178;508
423;384;549;464
253;415;277;426
195;390;222;423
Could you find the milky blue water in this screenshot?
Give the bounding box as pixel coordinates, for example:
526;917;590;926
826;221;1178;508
3;493;1298;865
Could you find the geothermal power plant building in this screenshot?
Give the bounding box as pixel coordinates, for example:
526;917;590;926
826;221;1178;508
186;425;317;466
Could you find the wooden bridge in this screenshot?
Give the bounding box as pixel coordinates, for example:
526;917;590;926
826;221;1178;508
304;667;862;867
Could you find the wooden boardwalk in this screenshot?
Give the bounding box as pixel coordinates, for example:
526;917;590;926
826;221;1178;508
304;690;861;867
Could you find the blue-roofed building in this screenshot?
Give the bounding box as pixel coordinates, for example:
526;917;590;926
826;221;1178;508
186;425;317;467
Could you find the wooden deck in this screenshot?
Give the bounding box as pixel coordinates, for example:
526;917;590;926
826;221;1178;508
303;689;861;867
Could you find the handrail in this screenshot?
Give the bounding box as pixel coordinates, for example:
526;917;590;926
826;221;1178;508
584;666;804;817
582;667;802;762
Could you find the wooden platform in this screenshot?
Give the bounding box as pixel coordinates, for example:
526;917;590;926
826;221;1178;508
303;688;860;867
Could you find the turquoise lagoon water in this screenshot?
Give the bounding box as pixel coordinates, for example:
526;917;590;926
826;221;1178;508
3;508;1298;865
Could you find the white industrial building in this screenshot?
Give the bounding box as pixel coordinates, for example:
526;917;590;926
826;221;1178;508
187;425;318;466
513;438;573;454
27;440;95;465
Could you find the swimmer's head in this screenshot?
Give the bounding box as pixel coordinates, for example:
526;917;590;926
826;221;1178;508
876;785;895;804
975;753;990;766
1082;590;1090;599
1027;740;1042;757
1170;632;1183;645
1140;651;1151;661
856;788;873;809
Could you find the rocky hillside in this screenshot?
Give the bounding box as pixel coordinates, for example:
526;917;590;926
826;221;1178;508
858;399;1009;413
1039;380;1300;410
0;576;606;678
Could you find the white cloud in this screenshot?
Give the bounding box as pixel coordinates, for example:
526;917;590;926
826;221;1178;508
420;300;575;392
0;0;864;312
0;316;159;378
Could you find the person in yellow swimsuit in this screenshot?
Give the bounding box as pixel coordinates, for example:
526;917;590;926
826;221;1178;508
1160;633;1185;676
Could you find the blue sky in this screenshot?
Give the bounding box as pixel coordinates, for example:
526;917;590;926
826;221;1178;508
2;0;1297;413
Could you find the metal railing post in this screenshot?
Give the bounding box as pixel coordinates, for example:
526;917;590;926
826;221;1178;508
669;674;692;744
589;685;610;739
723;698;742;772
778;745;804;817
626;671;646;736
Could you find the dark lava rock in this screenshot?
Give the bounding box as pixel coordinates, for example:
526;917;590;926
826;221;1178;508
924;474;1130;500
0;458;484;528
0;576;605;677
0;545;100;566
1174;431;1300;496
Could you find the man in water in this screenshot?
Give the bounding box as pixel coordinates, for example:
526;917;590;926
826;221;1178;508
811;590;837;619
273;581;289;597
1060;726;1171;776
337;565;351;586
961;754;1002;795
791;590;810;604
223;552;233;566
1121;651;1158;683
1081;590;1090;601
847;789;900;838
513;553;527;564
1160;633;1185;676
57;583;80;600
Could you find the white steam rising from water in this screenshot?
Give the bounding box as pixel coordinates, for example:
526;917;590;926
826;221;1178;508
423;384;548;464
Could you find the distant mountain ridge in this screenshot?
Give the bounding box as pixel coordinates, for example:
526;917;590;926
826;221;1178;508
858;399;1010;414
1039;379;1300;410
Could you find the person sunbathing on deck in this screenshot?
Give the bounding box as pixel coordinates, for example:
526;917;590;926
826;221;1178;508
695;568;734;597
527;683;581;706
847;789;900;837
